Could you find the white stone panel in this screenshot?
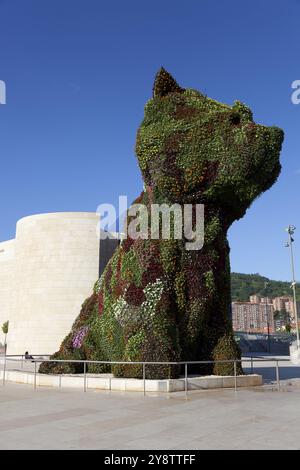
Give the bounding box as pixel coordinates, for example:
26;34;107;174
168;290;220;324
2;212;102;355
0;370;263;391
0;239;15;345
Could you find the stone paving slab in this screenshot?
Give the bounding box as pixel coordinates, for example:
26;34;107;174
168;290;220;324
1;382;300;449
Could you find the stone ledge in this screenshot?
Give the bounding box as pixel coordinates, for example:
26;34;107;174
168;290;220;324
0;370;262;392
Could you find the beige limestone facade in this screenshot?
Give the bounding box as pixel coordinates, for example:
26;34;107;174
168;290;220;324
0;212;118;355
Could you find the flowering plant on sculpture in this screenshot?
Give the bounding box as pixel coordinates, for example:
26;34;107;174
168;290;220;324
72;326;89;349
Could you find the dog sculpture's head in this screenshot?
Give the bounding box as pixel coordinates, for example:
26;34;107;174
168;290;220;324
136;68;284;221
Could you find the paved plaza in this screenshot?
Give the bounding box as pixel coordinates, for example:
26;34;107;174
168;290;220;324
1;356;300;450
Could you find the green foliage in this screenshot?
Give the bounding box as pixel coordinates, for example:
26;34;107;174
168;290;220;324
213;333;243;376
153;67;184;98
160;240;178;273
204;271;216;296
175;271;186;311
205;217;221;244
120;248;143;286
125;330;146;361
1;321;9;335
231;272;300;301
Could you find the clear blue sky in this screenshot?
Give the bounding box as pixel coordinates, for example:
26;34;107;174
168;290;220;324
0;0;299;281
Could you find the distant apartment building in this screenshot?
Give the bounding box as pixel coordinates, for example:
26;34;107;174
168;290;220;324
272;296;291;312
249;294;260;304
250;295;272;305
270;296;300;322
232;298;275;333
233;293;300;332
260;297;272;304
285;299;295;318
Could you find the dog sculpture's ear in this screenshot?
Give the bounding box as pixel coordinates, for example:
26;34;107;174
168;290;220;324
153;67;185;98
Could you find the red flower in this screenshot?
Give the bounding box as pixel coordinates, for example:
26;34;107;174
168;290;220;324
124;284;146;306
122;236;134;252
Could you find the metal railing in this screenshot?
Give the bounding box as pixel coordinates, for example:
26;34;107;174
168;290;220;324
1;354;294;395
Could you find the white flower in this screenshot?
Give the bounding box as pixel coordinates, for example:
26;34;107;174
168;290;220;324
112;278;165;327
141;279;164;318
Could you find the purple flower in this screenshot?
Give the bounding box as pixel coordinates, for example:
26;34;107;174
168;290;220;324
72;326;89;349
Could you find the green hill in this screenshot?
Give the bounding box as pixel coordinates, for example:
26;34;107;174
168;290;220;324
231;272;300;302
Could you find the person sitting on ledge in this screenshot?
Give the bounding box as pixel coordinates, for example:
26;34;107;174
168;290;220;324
24;351;34;360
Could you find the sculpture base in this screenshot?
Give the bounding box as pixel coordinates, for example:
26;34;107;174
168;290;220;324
0;370;262;392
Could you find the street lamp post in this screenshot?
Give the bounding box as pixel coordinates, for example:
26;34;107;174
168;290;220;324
264;282;271;353
285;225;300;349
267;308;271;353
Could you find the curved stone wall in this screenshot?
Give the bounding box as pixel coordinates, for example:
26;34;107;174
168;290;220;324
0;212;117;355
0;239;15;346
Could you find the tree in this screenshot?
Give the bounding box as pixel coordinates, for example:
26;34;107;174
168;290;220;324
1;321;9;354
273;310;281;319
231;272;300;302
